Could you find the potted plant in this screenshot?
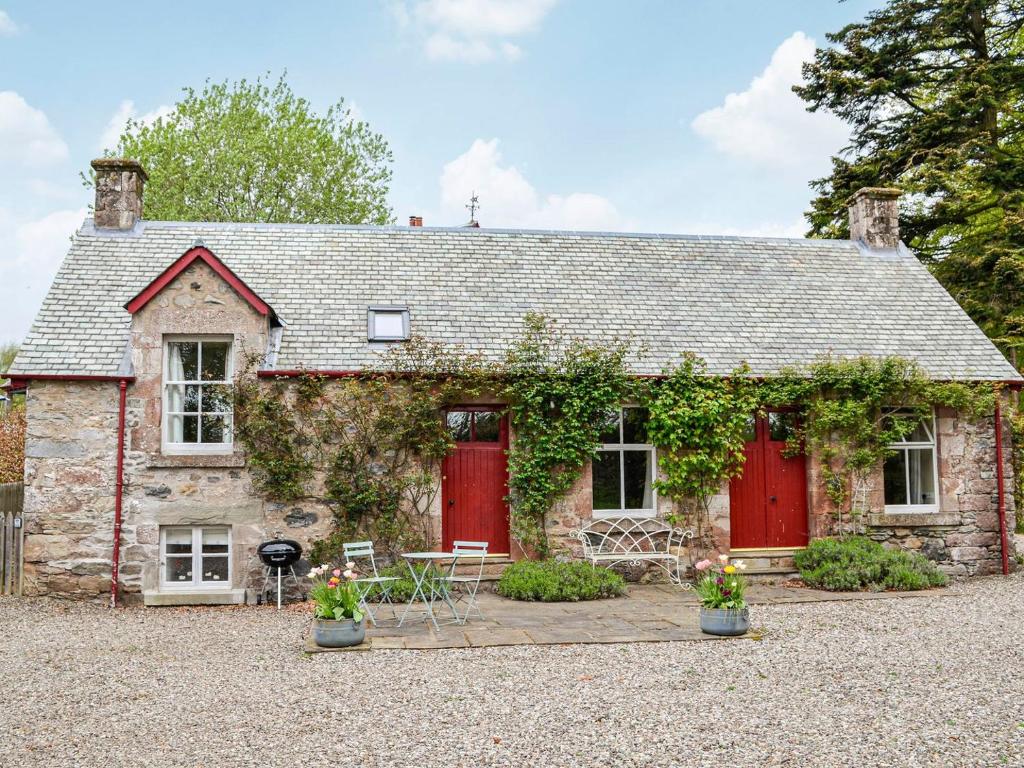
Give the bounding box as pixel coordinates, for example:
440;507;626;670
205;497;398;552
308;562;366;647
694;554;749;636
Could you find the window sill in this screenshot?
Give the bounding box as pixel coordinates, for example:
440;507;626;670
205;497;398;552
143;588;245;606
867;512;960;528
148;453;245;469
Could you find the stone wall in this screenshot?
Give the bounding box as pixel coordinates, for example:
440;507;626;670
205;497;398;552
22;381;120;598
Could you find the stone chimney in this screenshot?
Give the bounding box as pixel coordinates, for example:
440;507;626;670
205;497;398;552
91;158;148;230
848;187;901;249
409;215;423;227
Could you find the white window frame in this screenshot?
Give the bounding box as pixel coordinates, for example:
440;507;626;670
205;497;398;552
592;406;657;519
159;526;232;591
883;408;940;513
367;306;410;342
162;336;234;455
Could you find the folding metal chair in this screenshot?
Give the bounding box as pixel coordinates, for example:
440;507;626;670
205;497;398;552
442;540;488;624
343;541;400;627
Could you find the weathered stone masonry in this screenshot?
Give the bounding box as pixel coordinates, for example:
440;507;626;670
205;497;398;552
20;261;1018;598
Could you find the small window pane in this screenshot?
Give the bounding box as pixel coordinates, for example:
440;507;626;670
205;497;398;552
622;408;649;444
201;342;230;381
165;557;193;583
597;411;620;444
768;412;796;442
200;415;231;444
166;384;186;413
884;452;908;505
202;528;230;553
182;414;199;443
447;411;472;442
202;384;233;413
742;415;756;443
623;450;653;509
474;412;500;442
165;529;192;554
592;452;621;510
183;384;200;413
908;448;936;505
202;557;229;582
372;312;405;339
172;342;199;381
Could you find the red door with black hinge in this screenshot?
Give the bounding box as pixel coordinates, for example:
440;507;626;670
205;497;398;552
729;412;808;548
441;408;510;554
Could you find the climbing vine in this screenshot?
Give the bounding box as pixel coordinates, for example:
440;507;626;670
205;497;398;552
643;354;761;553
762;355;998;527
233;339;488;561
501;314;635;556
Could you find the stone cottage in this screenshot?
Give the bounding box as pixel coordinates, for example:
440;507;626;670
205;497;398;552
6;158;1019;605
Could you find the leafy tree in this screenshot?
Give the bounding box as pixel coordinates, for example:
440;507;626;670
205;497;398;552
797;1;1024;363
0;343;16;387
97;74;393;225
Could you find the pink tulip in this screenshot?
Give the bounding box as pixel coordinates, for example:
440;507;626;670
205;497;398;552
332;568;342;577
695;559;713;571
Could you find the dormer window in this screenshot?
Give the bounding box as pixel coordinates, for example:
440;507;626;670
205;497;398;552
368;306;410;341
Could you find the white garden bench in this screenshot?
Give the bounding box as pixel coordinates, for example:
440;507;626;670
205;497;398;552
570;516;694;585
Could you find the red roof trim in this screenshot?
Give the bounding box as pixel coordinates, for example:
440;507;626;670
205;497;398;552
124;246;271;316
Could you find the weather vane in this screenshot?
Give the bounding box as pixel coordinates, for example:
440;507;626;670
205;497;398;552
466;191;480;222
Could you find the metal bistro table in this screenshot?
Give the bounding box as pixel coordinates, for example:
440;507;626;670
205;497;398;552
398;551;459;631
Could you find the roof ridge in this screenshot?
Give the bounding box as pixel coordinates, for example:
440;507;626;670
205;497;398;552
79;217;853;247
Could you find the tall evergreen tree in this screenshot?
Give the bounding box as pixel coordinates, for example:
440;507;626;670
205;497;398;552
797;1;1024;364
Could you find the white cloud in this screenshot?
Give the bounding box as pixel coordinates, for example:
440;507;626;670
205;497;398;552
0;10;19;36
98;99;173;152
395;0;557;61
0;207;86;344
691;31;848;171
439;138;624;230
0;91;69;168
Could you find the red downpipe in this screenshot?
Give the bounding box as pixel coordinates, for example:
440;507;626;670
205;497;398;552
110;378;128;608
995;396;1010;576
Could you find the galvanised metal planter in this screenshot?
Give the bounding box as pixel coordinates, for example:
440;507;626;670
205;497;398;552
699;607;749;636
312;617;366;648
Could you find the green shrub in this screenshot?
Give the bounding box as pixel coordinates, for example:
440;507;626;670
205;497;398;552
794;536;947;591
496;560;626;602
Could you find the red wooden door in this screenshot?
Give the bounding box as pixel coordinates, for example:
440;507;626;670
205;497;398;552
441;408;510;554
729;412;808;548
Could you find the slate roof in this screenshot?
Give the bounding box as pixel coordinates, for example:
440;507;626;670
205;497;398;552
9;218;1020;381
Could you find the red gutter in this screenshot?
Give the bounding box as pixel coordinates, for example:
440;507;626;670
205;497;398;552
110;378;129;607
995;396;1010;576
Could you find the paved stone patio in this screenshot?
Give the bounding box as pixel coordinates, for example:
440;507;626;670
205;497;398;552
304;582;950;652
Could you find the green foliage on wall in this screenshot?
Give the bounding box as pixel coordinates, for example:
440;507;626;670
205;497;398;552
643;353;761;550
501;314;635;557
762;356;998;519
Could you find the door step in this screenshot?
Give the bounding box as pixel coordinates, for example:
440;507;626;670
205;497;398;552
728;548;803;579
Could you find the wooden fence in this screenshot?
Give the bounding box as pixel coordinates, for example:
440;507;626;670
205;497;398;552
1;482;24;596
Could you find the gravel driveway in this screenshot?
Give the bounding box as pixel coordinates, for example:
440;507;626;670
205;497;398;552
2;574;1022;768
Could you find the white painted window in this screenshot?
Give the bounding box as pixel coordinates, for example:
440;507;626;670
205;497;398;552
592;406;657;518
163;338;233;453
883;409;939;512
159;526;231;589
367;306;410;341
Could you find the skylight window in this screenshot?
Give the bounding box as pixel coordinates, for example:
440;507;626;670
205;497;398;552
368;306;410;341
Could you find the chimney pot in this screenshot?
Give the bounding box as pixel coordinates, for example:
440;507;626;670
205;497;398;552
848;187;901;249
91;158;148;230
409;215;423;227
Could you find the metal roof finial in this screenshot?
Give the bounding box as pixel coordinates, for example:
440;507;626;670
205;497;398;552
465;191;480;225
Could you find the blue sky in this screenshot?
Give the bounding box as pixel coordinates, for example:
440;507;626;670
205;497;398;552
0;0;882;345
